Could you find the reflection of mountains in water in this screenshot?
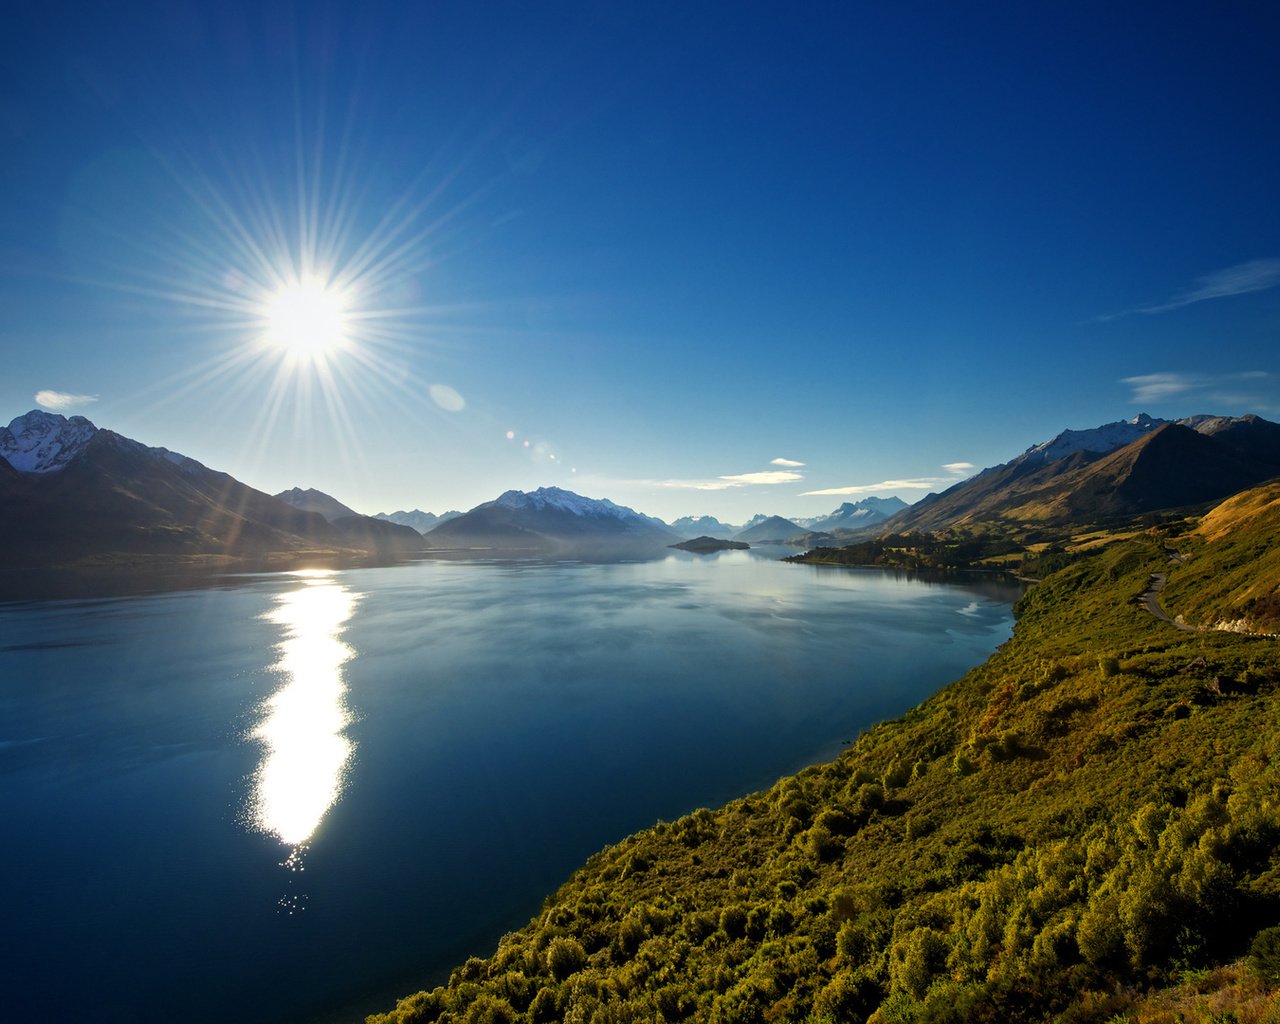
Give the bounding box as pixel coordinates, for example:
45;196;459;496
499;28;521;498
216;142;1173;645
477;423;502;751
794;563;1028;604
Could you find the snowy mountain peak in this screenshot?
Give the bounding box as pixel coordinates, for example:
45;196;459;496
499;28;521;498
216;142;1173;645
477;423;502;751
492;486;628;519
0;410;100;473
1023;413;1169;464
796;496;910;531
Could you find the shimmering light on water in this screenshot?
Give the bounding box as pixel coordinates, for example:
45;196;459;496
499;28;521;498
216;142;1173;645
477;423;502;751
250;572;360;847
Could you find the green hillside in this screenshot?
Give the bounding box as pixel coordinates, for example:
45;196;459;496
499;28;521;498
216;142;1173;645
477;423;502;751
368;491;1280;1024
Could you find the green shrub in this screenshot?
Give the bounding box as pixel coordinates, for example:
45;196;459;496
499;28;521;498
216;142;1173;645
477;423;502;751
1250;925;1280;985
545;937;587;980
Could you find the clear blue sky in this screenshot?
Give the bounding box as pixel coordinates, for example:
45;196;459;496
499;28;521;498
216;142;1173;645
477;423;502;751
2;2;1278;522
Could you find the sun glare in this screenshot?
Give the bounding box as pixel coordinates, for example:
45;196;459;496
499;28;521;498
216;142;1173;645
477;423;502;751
264;276;351;363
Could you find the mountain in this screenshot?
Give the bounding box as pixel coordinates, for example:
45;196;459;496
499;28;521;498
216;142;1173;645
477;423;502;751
425;486;681;554
0;410;100;471
375;509;463;534
886;412;1280;533
670;514;738;539
802;496;909;532
274;486;359;522
0;411;423;569
1019;410;1167;464
732;515;805;544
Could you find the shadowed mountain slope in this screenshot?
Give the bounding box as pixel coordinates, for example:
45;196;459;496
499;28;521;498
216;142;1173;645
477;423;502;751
887;415;1280;533
0;412;422;568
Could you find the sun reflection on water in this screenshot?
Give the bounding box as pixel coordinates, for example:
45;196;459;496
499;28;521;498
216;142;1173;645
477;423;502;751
250;572;360;854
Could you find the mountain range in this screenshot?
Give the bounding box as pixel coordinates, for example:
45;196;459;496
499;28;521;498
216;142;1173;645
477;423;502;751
667;498;907;542
374;509;464;534
423;486;681;554
7;408;1280;571
883;413;1280;534
799;496;908;532
0;411;422;570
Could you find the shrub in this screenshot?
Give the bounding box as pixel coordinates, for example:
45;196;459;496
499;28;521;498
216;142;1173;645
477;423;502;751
1250;925;1280;985
545;937;587;980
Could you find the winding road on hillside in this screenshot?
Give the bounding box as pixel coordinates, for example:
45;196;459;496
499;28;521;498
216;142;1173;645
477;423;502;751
1141;569;1197;632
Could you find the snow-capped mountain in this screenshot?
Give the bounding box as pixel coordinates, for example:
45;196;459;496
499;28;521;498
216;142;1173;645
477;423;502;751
0;410;422;568
887;412;1280;533
1;410;108;472
275;487;359;523
426;486;679;553
800;496;909;532
0;410;215;477
489;486;671;528
374;509;463;534
1021;413;1166;464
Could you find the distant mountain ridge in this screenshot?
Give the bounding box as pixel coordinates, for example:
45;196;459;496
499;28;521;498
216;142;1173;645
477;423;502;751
799;496;909;532
275;486;359;522
733;515;805;543
426;486;680;553
375;509;463;534
885;412;1280;533
670;514;737;539
0;411;422;569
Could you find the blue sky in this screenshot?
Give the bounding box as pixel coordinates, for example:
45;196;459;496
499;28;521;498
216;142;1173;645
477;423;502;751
2;2;1278;522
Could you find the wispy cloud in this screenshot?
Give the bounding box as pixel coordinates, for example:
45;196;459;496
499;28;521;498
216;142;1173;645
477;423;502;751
802;462;972;498
801;478;938;497
35;390;98;411
648;469;805;491
770;457;805;467
1101;258;1280;320
1121;370;1272;405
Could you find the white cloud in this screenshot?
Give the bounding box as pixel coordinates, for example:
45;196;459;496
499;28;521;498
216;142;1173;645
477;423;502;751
801;478;940;497
1139;258;1280;313
1102;258;1280;320
1120;370;1272;405
1121;373;1199;402
642;469;805;491
428;383;465;412
801;461;974;497
35;390;98;411
770;457;805;467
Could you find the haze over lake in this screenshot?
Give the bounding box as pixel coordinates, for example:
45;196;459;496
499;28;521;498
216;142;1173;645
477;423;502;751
0;552;1018;1023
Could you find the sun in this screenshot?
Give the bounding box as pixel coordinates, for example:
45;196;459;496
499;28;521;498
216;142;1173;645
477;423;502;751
263;276;352;363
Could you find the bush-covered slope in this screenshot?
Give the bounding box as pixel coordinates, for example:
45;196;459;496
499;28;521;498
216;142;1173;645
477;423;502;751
1162;481;1280;633
368;506;1280;1024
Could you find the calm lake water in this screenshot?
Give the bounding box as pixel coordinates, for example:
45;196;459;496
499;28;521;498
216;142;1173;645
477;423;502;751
0;551;1018;1023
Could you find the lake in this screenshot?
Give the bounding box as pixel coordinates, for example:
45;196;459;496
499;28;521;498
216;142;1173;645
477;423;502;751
0;551;1019;1023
